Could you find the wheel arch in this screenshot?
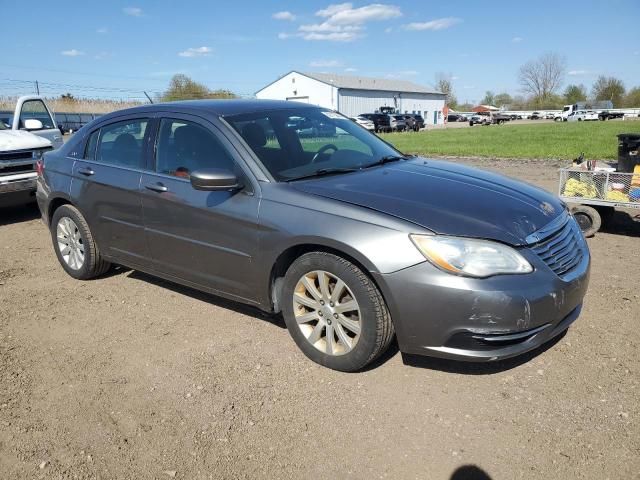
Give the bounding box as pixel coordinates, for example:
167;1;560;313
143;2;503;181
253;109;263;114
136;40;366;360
267;242;382;314
46;194;74;225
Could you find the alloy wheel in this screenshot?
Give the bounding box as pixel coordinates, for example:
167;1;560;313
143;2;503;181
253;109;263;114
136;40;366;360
56;217;85;270
293;270;361;356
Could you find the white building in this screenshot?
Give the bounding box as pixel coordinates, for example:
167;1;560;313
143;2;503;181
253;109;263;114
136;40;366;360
256;71;447;125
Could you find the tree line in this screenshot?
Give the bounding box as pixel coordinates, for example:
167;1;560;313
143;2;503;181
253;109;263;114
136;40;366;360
437;53;640;111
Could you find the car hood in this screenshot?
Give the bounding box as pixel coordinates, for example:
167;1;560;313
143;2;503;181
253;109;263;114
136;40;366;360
291;158;565;245
0;130;52;152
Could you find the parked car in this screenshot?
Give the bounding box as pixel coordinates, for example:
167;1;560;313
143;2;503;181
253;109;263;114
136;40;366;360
389;114;407;132
447;113;463;123
351;116;375;131
409;114;425;129
530;112;543;120
359;113;391;133
469;112;511;126
567;110;599;122
402;114;424;131
1;96;60;207
38;100;590;372
286;116;336;137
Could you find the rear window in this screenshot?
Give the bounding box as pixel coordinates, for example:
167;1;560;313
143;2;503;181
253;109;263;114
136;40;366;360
95;119;148;168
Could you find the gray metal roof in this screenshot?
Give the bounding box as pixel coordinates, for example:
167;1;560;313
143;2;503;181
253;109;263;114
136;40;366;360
301;71;443;95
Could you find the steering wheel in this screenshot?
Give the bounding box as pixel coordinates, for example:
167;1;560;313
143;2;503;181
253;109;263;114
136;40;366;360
311;144;338;163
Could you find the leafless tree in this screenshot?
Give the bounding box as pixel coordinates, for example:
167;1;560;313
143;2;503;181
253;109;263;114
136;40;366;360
518;53;567;104
435;72;457;107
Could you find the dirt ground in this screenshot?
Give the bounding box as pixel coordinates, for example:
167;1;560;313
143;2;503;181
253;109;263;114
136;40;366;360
1;158;639;480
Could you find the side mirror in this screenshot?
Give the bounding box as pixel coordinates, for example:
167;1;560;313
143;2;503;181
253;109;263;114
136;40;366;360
24;119;43;130
190;168;242;192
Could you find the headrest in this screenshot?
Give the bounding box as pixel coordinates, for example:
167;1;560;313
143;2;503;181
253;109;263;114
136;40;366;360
241;122;267;148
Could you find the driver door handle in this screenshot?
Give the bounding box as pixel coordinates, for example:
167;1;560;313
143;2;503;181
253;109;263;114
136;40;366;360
78;167;95;176
145;182;168;193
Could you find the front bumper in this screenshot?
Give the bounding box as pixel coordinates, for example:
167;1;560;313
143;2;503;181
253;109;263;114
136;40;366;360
373;242;590;361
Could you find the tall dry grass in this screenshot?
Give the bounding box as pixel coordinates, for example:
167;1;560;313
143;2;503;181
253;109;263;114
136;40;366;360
0;96;143;114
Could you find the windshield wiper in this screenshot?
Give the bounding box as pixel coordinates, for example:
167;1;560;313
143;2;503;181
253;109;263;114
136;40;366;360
286;167;359;182
362;155;407;169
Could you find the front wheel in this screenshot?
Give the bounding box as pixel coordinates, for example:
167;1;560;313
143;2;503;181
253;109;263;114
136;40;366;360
51;204;111;279
282;252;394;372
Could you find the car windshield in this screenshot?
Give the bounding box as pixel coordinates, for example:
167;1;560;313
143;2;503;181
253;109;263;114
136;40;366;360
225;108;402;181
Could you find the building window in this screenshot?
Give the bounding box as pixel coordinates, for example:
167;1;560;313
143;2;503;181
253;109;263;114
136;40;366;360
292;77;295;84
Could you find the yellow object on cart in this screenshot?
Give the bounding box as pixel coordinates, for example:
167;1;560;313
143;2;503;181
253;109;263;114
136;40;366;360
632;165;640;188
605;190;629;202
563;178;598;198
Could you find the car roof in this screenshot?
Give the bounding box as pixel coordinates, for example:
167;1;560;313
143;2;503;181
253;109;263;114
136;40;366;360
97;99;315;121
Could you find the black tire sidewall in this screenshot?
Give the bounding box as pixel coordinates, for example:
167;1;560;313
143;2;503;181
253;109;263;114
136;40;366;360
571;205;601;237
282;253;384;372
51;206;95;279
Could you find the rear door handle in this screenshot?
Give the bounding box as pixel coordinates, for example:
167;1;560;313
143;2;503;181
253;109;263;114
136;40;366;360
145;182;168;193
78;167;95;176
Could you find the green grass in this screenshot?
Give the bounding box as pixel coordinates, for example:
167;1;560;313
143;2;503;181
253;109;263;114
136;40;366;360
380;120;640;160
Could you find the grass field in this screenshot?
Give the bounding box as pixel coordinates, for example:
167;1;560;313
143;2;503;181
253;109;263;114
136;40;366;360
380;120;640;160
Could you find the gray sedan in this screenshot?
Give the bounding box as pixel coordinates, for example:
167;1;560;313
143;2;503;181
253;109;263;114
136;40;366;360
36;100;590;372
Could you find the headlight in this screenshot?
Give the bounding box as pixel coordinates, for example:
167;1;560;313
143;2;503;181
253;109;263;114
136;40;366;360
410;234;533;278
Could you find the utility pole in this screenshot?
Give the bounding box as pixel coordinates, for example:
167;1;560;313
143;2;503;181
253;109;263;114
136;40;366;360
35;80;40;95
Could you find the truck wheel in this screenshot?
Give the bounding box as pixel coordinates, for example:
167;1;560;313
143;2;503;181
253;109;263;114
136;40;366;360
571;205;601;237
281;252;394;372
51;204;111;279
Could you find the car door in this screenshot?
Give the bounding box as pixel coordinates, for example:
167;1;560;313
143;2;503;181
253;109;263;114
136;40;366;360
140;115;260;302
13;97;63;148
70;117;151;268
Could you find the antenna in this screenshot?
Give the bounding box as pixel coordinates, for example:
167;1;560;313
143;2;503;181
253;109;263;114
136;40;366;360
144;91;154;104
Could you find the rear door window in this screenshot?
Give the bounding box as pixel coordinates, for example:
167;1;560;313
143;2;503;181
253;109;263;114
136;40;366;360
96;119;148;168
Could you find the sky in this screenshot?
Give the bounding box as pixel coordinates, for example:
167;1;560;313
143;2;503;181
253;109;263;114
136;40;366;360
2;0;639;104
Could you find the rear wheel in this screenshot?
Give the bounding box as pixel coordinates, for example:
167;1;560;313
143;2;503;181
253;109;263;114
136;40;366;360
571;205;601;237
282;252;394;372
51;205;111;279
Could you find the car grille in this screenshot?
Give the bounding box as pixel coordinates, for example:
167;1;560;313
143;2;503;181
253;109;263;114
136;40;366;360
0;149;34;161
529;218;584;278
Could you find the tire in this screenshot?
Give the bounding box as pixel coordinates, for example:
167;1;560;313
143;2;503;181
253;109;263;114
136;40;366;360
281;252;394;372
593;205;615;227
50;204;111;280
571;205;601;237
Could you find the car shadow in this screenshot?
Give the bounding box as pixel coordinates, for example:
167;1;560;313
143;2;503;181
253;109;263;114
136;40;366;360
399;330;566;375
599;210;640;238
125;269;286;329
0;202;40;226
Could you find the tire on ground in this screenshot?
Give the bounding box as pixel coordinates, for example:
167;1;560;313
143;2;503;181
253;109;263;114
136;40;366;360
50;204;111;280
571;205;602;237
281;252;394;372
593;205;615;227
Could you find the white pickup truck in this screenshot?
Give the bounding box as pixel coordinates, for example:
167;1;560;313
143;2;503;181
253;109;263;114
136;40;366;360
0;96;63;206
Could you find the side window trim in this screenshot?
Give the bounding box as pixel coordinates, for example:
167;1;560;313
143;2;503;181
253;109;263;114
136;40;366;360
83;128;100;160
